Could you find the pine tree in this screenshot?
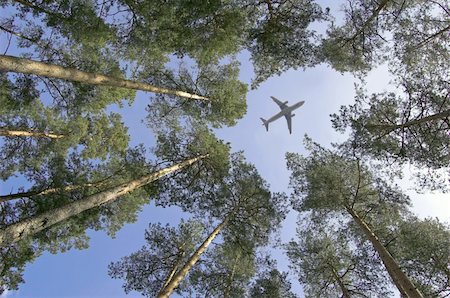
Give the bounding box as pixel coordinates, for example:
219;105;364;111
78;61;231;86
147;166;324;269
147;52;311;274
286;137;425;297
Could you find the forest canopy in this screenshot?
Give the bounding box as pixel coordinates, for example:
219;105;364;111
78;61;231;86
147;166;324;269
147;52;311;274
0;0;449;296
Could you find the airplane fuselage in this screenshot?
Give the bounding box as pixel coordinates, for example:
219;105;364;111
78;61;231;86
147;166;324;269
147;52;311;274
265;101;304;124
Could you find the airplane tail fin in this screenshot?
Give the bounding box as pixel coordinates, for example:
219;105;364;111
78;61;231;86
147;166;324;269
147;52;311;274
260;118;269;131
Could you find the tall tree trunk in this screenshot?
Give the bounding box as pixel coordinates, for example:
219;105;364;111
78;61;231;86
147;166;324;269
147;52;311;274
157;214;233;298
0;155;206;247
0;128;64;139
0;55;208;101
0;179;109;203
329;264;351;298
345;206;424;298
365;109;450;132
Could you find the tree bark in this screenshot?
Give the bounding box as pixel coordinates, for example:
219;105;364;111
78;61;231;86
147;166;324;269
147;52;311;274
157;215;232;298
0;55;209;101
0;155;207;247
0;180;109;203
345;206;424;298
365;109;450;133
0;128;64;139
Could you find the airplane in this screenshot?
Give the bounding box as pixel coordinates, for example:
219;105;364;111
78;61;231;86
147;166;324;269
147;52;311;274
260;96;305;134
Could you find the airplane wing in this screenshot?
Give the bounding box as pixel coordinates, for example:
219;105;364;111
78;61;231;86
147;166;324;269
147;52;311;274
270;96;288;110
285;113;292;134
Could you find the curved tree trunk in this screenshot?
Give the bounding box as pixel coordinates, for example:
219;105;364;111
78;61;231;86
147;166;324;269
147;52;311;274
157;215;232;298
0;55;208;101
0;155;206;247
345;206;424;298
0;128;64;139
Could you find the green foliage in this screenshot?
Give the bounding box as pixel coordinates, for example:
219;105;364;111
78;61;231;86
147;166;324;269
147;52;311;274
389;216;450;297
319;0;390;73
116;0;247;65
320;0;450;75
286;137;449;297
286;215;391;297
0;237;41;294
331;76;450;191
247;0;324;87
0;146;158;291
109;219;206;297
287;137;411;216
249;259;298;298
156;150;287;249
109;152;287;296
144;59;247;128
319;24;374;73
188;241;256;298
0;100;130;179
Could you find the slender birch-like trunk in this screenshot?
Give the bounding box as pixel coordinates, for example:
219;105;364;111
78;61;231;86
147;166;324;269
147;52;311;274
0;55;209;101
0;128;64;139
0;155;206;247
157;215;232;298
345;206;424;298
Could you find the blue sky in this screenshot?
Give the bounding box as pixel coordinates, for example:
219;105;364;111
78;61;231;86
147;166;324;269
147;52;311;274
1;1;449;297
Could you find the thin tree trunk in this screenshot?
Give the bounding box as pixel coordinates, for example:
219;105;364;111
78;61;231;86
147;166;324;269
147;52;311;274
416;24;450;48
0;155;206;247
157;215;233;298
329;264;351;298
365;109;450;132
161;250;185;290
0;55;209;101
0;128;64;139
345;206;424;298
223;251;241;298
0;180;108;203
0;25;40;44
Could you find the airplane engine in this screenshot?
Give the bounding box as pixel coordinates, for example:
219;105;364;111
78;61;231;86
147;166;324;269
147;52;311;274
292;114;295;117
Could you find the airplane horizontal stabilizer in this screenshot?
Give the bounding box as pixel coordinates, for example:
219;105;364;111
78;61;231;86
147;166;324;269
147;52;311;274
260;118;269;131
